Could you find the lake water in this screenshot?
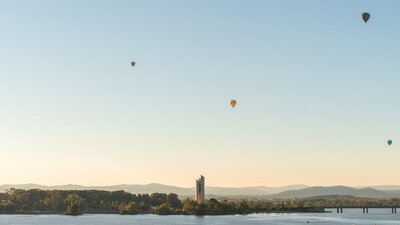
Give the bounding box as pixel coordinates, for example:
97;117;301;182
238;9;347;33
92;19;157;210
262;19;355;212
0;209;399;225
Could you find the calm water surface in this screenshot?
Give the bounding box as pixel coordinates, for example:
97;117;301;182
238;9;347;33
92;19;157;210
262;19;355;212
0;209;399;225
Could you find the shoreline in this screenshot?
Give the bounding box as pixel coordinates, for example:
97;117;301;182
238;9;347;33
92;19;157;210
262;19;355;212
0;210;327;216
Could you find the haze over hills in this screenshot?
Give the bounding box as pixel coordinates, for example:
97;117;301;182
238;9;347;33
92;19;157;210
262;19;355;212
269;186;396;199
1;184;400;199
0;183;195;196
0;184;307;196
369;185;400;190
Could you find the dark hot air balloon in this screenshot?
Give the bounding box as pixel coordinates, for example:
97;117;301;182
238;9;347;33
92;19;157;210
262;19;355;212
131;61;136;67
362;12;370;23
387;140;393;146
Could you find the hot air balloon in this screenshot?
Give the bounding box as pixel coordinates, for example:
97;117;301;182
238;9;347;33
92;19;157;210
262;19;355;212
387;140;393;146
131;61;136;67
230;100;237;108
362;12;370;23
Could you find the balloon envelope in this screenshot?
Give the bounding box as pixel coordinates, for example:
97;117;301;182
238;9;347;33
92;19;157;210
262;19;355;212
387;140;393;146
362;12;370;23
230;100;237;108
131;61;136;67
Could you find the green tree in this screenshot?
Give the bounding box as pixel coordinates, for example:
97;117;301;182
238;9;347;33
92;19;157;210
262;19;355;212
181;199;195;214
156;203;173;215
44;191;64;211
64;194;85;215
119;202;138;214
166;193;181;208
195;203;206;215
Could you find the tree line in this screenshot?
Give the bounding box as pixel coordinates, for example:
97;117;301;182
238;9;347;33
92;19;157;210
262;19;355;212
0;189;399;215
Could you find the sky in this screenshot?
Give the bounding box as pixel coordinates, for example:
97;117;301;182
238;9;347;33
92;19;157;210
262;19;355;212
1;0;400;187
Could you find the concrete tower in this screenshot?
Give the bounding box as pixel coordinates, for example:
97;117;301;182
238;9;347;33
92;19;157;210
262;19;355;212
195;175;205;204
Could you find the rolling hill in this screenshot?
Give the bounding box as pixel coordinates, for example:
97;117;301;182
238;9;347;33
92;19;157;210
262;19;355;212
269;186;396;199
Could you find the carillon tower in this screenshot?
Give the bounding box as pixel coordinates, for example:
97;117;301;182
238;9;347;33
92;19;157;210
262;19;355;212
195;175;205;204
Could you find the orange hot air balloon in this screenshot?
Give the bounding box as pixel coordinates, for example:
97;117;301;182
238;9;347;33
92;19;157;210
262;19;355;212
230;100;237;108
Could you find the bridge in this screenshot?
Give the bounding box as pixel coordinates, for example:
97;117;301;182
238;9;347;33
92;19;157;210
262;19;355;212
333;207;398;214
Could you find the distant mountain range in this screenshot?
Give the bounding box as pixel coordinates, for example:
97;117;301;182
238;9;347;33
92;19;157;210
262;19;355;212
1;183;399;199
269;186;395;199
0;184;307;196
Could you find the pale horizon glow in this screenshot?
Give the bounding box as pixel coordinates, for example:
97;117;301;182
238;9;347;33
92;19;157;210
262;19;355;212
1;0;400;187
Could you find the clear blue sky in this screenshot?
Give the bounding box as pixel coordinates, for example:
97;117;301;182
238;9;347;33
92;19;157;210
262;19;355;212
1;0;400;187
